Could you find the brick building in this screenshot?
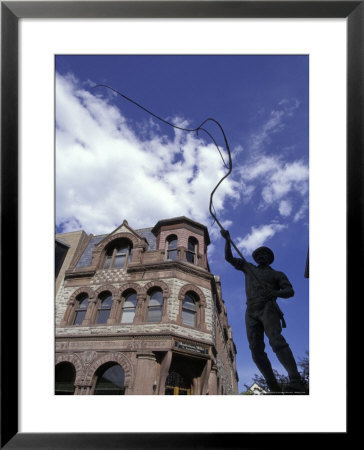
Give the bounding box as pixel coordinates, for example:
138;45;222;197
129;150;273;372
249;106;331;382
55;216;238;395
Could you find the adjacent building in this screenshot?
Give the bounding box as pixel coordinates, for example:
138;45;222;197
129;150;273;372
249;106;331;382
55;216;238;395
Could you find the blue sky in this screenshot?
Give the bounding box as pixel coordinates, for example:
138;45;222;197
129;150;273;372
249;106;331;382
55;55;309;392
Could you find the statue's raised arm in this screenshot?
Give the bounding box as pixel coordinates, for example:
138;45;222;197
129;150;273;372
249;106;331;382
220;229;248;270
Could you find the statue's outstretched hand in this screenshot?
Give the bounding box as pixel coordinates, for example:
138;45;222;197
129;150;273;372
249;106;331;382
220;229;231;240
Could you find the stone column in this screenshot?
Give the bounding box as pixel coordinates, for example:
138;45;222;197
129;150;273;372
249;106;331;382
82;296;96;326
158;351;172;395
74;383;92;395
192;377;199;395
199;303;207;332
134;294;146;324
177;246;185;261
200;359;212;395
106;297;120;325
131;246;144;264
60;300;75;327
208;364;218;395
133;352;157;395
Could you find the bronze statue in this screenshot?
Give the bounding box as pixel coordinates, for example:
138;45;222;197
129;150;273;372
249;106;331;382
221;229;304;393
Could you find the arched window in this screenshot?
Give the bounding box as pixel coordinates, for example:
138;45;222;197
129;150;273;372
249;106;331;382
104;239;133;269
55;362;76;395
166;235;178;261
121;292;137;324
96;293;113;324
182;293;197;327
93;362;125;395
147;289;164;323
73;295;89;325
186;237;198;264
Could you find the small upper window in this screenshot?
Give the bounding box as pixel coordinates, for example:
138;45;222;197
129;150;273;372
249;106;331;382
182;293;197;327
147;290;164;323
121;292;137;324
73;295;89;325
186;237;198;264
104;240;133;269
96;293;113;324
166;235;178;261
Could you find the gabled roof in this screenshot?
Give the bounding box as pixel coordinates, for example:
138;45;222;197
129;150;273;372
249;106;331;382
75;222;156;268
94;220;147;249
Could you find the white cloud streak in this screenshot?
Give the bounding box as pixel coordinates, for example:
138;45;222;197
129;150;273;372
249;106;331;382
236;223;287;255
250;99;300;152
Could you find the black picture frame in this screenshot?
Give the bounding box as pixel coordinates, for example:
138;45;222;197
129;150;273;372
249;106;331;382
1;1;358;448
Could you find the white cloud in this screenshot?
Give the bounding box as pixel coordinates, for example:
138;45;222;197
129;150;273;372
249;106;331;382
238;152;308;221
250;99;300;152
240;155;280;181
56;73;240;236
261;160;309;204
236;223;287;255
293;199;309;223
209;219;233;241
278;199;293;217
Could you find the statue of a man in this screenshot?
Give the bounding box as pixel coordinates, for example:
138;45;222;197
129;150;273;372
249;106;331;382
221;229;304;393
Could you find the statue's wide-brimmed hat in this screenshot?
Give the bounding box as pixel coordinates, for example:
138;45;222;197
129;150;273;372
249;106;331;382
252;246;274;264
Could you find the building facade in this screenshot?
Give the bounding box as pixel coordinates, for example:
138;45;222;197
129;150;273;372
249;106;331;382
55;217;238;395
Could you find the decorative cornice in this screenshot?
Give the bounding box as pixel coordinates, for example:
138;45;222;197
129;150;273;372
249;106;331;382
151;216;210;245
55;331;213;346
65;268;96;279
127;260;213;280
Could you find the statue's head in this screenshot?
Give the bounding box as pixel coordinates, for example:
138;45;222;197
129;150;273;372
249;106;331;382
252;246;274;265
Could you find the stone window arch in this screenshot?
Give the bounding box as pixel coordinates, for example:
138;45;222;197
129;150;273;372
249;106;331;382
146;288;164;323
144;281;170;323
143;280;170;299
120;289;138;324
93;362;126;395
55;353;84;391
95;292;113;324
73;294;89;325
93;284;119;325
102;237;133;269
85;352;133;394
178;284;207;330
117;283;145;324
60;287;95;327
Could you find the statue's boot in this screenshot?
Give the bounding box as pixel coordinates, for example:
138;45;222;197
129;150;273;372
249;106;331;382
275;346;306;393
252;353;281;393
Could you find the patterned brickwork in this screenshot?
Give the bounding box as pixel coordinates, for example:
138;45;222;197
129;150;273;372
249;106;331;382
55;217;238;395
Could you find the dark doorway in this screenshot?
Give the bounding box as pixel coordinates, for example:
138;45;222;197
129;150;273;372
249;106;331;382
55;362;76;395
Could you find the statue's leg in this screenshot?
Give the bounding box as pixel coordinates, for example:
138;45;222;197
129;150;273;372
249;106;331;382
245;308;281;393
263;303;303;389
